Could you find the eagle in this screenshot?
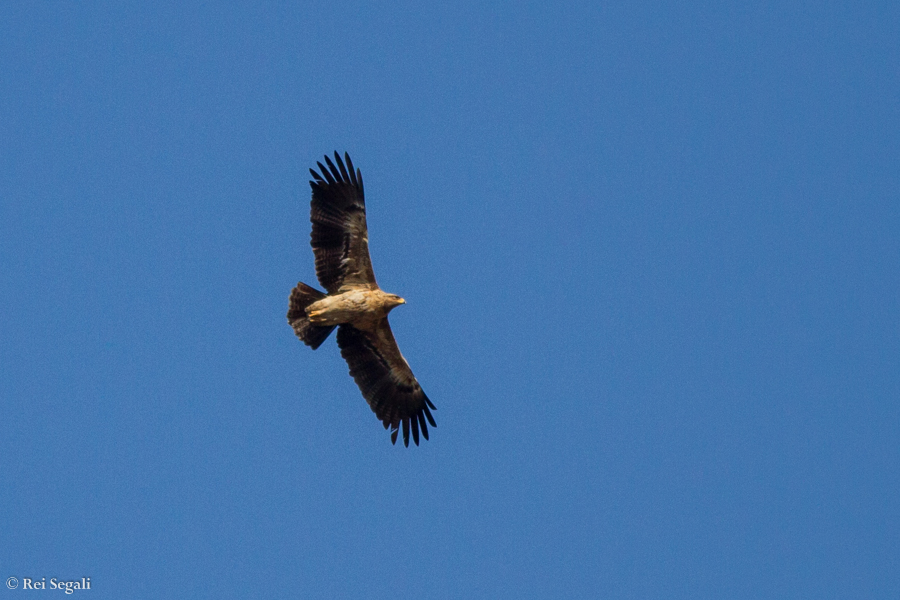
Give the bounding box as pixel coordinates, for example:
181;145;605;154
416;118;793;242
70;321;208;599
287;152;436;446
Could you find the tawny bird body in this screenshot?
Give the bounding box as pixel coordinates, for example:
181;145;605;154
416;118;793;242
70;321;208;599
306;289;405;330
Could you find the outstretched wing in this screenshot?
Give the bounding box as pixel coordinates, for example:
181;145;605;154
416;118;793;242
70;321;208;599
309;152;377;293
337;320;436;447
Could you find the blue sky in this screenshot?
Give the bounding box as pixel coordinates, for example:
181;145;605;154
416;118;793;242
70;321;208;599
2;2;898;598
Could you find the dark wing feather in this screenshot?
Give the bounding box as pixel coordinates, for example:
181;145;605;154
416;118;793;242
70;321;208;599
337;321;436;447
309;152;376;293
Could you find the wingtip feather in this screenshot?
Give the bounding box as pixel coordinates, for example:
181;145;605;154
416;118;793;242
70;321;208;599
334;152;350;181
411;416;420;446
323;154;342;182
423;404;437;428
418;412;429;440
402;418;410;447
344;153;357;185
316;161;335;184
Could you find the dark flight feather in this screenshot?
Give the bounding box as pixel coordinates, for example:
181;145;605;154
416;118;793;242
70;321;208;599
309;152;376;293
336;322;436;447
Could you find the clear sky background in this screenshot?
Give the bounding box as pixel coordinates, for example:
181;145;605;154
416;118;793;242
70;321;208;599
2;2;898;598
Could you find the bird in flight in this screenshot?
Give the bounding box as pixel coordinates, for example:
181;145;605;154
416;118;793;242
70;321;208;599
287;152;436;446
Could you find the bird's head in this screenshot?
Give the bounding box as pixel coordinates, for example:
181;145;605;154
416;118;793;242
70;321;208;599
385;294;406;311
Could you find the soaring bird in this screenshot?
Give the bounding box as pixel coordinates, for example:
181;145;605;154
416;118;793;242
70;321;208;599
287;152;436;446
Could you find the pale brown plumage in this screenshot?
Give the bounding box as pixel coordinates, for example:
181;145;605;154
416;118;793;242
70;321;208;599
287;152;436;446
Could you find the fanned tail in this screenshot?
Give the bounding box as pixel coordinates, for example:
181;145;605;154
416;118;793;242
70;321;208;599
287;282;335;349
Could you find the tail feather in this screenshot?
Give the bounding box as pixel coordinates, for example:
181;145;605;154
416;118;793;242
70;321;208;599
288;282;335;349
